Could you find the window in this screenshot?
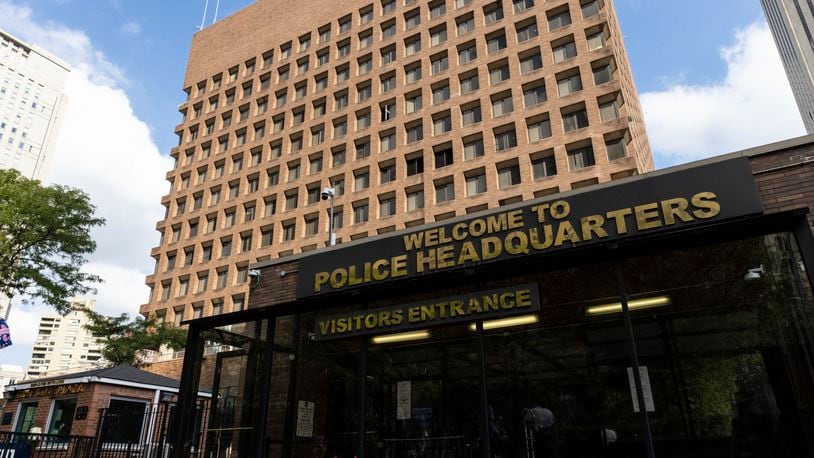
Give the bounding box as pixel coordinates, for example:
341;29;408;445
587;30;606;51
380;131;396;152
224;210;236;227
553;39;577;63
407;123;424;143
264;197;277;216
405;64;422;84
261;227;274;247
433;113;452;135
489;63;510;84
295;82;308;100
339;15;352;33
430;26;448;46
466;172;487;196
484;2;504;24
312;126;325;145
456;0;472;7
382;46;397;65
407;189;424;210
310;156;324;175
357;140;371;158
334;118;348;137
494;127;518;151
357;110;372;129
406;92;423;113
406;10;421;29
381;101;396;121
429;0;446;18
335;91;349;109
516;20;539;42
382;21;397;38
460;72;479;94
359;56;374;75
523;81;547;107
355;170;371;191
562;106;589;132
431;53;449;74
245;204;256;222
599;98;620;122
278;66;290;83
379;196;396;217
202;244;213;261
486;32;507;53
407;156;424;176
432;83;450;104
197;273;209;292
320;25;332;43
492;93;514;117
383;0;396;14
283;221;296;241
314;99;327;117
332;210;344;229
435;180;455;203
497;163;521;188
15;402;38;433
381;163;397;183
434;147;454;168
286;191;299;210
557;72;582;96
299;34;312;52
606;135;628;160
593;62;614;85
548;8;572;31
333;148;346;167
457;14;475;35
354;203;369;224
461;103;482;126
513;0;534;13
288;162;301;181
582;0;600;18
307;186;321;204
567;144;595;169
527;116;552;142
405;36;422;56
101;400;146;446
337;65;351;82
220;238;232;257
519;52;542;74
305;215;320;236
381;73;397;93
464;136;484;160
532;152;557;178
458;43;477;64
267;168;280;186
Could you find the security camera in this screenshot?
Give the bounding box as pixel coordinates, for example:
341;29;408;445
321;187;335;200
248;269;261;278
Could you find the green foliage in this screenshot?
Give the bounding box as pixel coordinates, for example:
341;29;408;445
0;169;105;314
82;308;188;367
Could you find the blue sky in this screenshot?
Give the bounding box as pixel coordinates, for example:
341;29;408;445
0;0;806;368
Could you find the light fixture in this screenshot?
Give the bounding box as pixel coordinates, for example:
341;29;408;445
744;265;764;281
469;314;539;331
371;330;431;344
585;296;671;316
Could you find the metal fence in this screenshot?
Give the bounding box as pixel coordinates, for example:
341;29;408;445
0;431;96;458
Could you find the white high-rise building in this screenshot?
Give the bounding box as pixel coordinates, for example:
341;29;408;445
762;0;814;133
0;29;70;181
26;298;104;379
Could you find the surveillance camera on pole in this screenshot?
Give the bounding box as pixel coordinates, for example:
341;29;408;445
322;187;337;246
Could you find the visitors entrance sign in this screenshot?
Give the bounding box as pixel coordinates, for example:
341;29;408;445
314;283;540;340
298;158;763;298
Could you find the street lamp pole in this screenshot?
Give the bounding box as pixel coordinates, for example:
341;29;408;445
322;187;336;246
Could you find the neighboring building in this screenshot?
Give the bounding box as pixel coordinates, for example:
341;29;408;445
142;0;654;328
26;298;104;379
0;365;24;401
0;365;202;453
762;0;814;133
0;30;70;181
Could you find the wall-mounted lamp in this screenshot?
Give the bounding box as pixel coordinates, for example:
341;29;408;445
469;314;539;332
585;296;671;316
371;330;431;344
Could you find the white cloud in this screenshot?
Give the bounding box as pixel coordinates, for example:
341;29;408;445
641;22;806;167
119;21;142;37
0;2;170;366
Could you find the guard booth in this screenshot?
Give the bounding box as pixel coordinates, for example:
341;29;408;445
170;147;814;458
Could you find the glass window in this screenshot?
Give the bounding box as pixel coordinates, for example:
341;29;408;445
15;402;38;433
567;145;595;169
466;173;487;196
101;400;146;447
532;153;557;178
47;398;77;436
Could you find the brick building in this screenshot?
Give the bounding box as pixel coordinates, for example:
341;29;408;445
169;134;814;457
141;0;653;329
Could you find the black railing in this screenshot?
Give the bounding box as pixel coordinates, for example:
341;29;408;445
0;431;95;457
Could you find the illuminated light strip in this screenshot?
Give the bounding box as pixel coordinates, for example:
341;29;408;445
371;330;431;344
585;296;671;316
469;314;540;332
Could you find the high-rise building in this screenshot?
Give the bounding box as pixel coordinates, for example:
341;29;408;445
0;364;24;400
141;0;653;325
0;29;70;181
26;298;104;379
762;0;814;133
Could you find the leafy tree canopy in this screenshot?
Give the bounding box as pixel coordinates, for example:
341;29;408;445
83;309;187;367
0;169;105;314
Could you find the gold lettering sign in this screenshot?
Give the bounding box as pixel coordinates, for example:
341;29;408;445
12;384;85;400
312;192;723;293
314;284;540;341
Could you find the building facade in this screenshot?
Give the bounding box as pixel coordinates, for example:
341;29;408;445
170;134;814;458
26;298;104;379
762;0;814;133
142;0;653;328
0;365;23;403
0;29;70;181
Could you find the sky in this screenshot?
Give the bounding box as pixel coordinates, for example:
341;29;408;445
0;0;806;367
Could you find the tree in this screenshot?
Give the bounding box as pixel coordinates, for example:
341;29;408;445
0;169;105;316
83;309;188;367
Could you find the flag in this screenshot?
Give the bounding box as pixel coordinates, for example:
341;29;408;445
0;318;11;348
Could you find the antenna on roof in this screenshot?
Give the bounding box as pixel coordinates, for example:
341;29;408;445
199;0;209;30
213;0;221;24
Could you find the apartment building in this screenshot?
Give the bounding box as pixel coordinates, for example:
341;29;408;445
0;29;70;181
26;298;104;379
141;0;653;324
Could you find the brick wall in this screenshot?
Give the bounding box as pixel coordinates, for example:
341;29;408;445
749;141;814;230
